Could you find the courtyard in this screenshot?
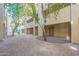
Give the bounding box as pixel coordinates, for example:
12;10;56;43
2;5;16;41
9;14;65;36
0;34;79;56
0;3;79;56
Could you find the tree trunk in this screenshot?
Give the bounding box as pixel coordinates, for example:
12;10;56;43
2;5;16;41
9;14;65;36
12;23;19;36
43;29;47;41
41;4;47;41
12;30;15;36
37;22;47;41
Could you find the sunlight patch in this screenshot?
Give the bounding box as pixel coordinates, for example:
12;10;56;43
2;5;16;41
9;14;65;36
70;46;78;51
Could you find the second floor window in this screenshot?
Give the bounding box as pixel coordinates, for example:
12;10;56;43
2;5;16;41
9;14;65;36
27;18;33;23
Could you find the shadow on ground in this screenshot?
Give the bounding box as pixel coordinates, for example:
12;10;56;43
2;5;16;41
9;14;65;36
36;36;71;44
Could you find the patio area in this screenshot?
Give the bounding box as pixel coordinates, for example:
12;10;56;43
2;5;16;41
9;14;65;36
0;34;79;56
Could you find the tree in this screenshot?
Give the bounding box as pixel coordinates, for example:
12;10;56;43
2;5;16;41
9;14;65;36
23;3;47;41
6;3;23;36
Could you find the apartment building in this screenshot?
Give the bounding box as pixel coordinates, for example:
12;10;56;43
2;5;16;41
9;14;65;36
42;3;71;39
0;4;7;40
22;3;79;44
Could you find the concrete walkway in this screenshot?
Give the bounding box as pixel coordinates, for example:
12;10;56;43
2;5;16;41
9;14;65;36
0;34;79;56
37;36;79;51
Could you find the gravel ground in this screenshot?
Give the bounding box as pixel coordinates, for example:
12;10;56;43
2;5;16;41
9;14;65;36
0;34;79;56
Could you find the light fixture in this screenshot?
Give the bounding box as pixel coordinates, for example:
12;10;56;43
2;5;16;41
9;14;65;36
71;20;73;24
66;36;70;40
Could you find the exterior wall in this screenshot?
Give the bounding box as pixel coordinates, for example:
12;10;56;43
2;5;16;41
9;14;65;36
45;22;71;40
71;4;79;44
54;22;70;40
0;4;6;40
0;22;4;40
45;5;71;25
37;4;71;38
25;20;35;28
38;26;43;36
45;25;54;36
35;27;38;35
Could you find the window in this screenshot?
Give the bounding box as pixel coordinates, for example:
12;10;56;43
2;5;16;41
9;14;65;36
27;18;33;23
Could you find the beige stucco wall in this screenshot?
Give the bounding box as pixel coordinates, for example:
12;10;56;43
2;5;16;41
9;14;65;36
71;4;79;44
45;5;71;25
0;4;5;40
0;22;4;40
37;4;71;36
38;26;43;36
